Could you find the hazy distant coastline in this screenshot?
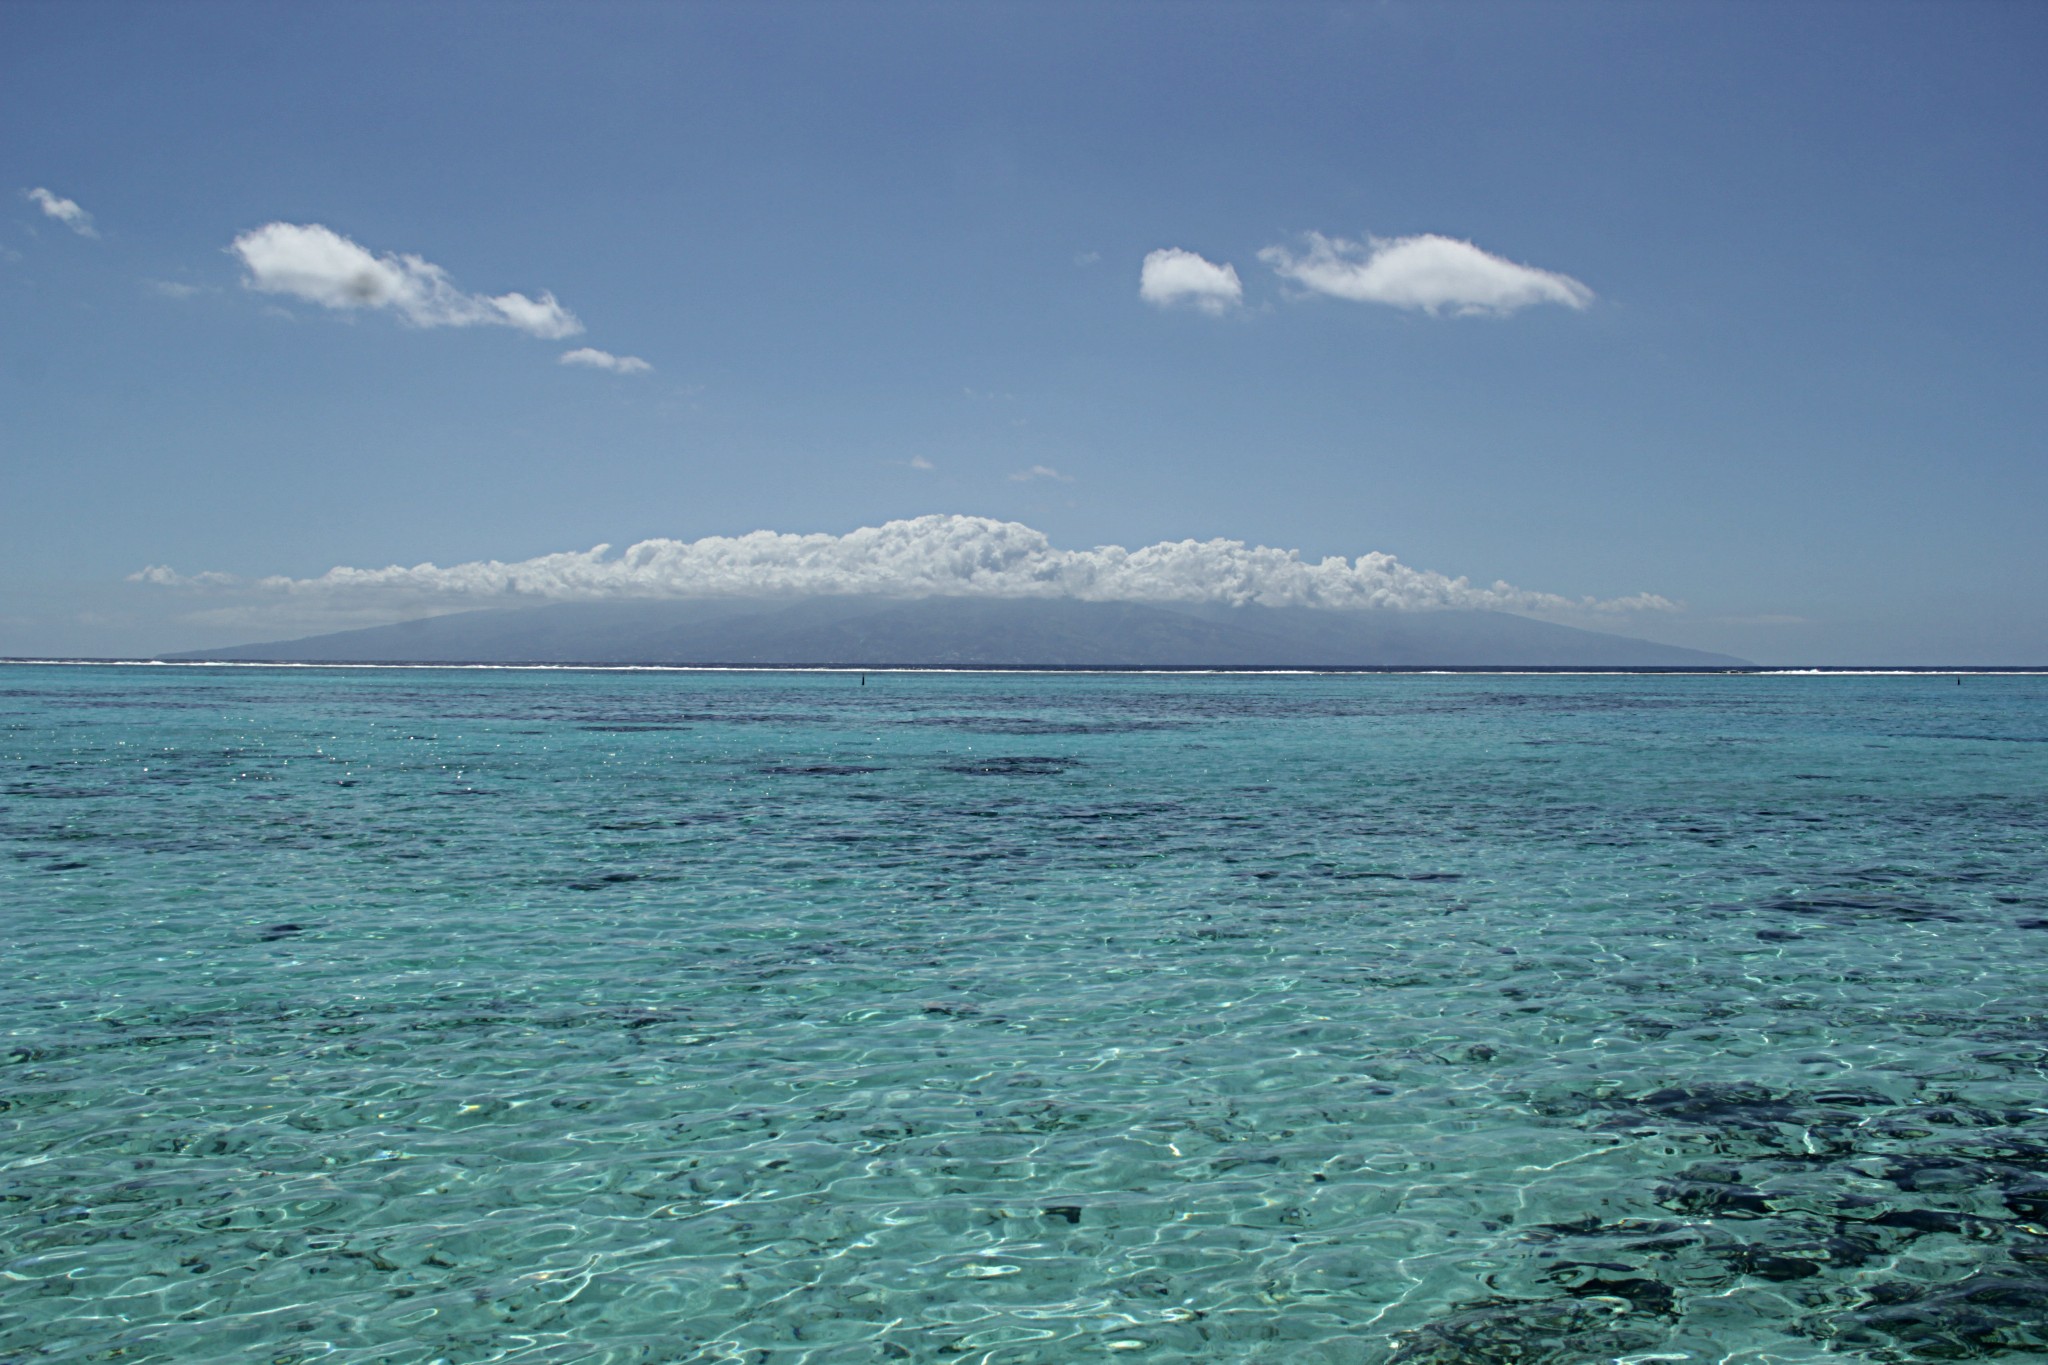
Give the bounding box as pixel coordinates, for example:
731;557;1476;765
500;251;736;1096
164;596;1750;669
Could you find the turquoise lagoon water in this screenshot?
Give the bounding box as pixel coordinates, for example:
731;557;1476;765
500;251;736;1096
4;664;2048;1364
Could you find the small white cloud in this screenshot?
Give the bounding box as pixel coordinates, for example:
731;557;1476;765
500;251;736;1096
908;456;936;471
148;280;205;299
1009;464;1073;483
25;187;97;237
128;565;238;588
1074;250;1101;267
229;222;582;338
1139;248;1242;315
1260;232;1593;316
560;346;651;374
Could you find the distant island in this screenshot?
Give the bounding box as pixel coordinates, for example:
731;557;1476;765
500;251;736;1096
169;596;1751;668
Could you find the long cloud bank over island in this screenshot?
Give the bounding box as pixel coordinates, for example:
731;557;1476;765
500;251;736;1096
135;515;1675;618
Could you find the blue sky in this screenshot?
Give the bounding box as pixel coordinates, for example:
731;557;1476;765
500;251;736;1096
4;0;2044;663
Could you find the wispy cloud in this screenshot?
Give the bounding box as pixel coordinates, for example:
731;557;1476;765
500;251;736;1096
1009;464;1073;483
229;222;582;338
129;566;238;588
908;456;936;471
135;514;1676;618
148;280;207;299
1260;232;1592;316
560;346;651;374
25;187;97;237
1139;247;1242;315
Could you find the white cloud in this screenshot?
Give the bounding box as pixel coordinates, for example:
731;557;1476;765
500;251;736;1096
1009;464;1073;483
148;280;206;299
1260;232;1592;316
25;187;97;237
908;456;936;471
136;514;1675;618
560;346;651;374
229;222;582;338
1139;248;1243;315
128;565;237;588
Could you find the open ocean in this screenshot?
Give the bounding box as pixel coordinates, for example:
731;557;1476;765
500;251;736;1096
4;663;2047;1364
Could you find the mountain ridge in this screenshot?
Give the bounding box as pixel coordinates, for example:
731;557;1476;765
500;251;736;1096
168;596;1751;668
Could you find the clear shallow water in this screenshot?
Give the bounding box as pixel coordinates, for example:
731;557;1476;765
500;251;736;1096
4;665;2047;1365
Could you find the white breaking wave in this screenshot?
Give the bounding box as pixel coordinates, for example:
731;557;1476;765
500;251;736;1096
134;516;1674;617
